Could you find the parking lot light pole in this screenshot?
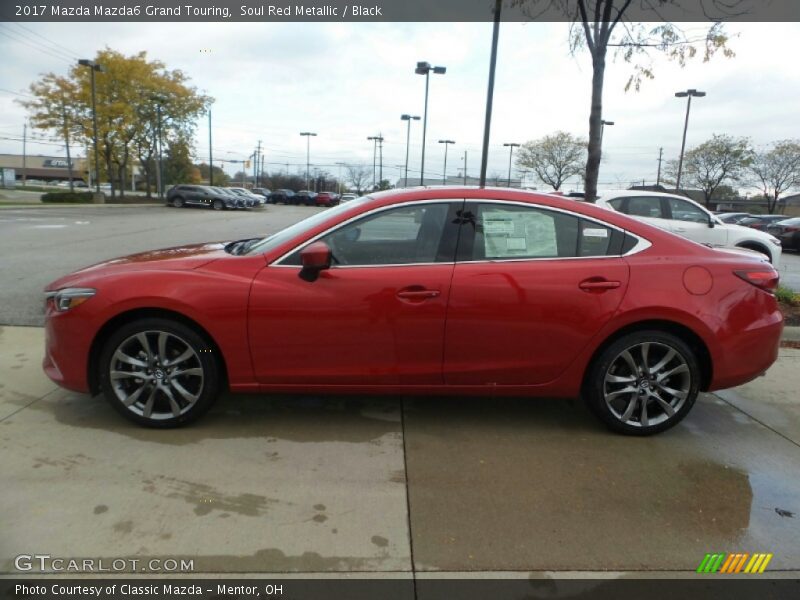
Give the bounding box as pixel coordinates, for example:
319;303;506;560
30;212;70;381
335;161;346;194
600;120;614;147
300;132;316;190
400;114;420;187
415;61;446;186
502;143;520;187
675;89;705;190
78;59;104;193
438;140;455;185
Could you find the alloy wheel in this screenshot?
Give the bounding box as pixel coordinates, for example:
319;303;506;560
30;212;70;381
602;341;691;429
109;330;204;421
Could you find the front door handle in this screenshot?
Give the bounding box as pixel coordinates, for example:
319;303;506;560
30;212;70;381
396;287;441;301
579;278;621;292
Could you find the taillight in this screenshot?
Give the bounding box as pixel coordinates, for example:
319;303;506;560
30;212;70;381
785;226;799;232
734;269;780;292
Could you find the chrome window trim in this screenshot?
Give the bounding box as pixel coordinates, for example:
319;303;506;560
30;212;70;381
270;198;652;268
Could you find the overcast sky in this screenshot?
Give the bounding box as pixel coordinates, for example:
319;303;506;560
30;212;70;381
1;20;798;191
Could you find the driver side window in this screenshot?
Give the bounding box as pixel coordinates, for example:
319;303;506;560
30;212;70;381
283;203;453;266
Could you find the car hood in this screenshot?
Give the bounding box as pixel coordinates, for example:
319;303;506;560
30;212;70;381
46;242;228;290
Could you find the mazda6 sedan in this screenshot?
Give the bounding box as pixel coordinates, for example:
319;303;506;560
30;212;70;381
43;187;783;435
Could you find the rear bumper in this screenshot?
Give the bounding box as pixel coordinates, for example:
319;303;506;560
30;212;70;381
708;312;783;391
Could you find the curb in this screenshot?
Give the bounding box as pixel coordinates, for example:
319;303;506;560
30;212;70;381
0;202;164;209
782;325;800;343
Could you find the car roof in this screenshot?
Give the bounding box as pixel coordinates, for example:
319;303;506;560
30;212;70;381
595;189;698;201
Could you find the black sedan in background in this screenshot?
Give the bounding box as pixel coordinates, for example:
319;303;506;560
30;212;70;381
767;218;800;250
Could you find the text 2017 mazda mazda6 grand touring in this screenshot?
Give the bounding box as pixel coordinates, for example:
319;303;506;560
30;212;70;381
43;188;783;435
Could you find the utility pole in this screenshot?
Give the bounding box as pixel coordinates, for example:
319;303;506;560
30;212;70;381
656;147;663;186
78;59;104;193
367;135;379;189
378;134;384;188
260;154;265;188
503;142;520;187
438;140;455;185
255;140;261;187
463;150;467;185
22;122;27;187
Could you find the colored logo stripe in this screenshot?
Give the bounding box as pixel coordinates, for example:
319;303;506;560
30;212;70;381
698;552;773;574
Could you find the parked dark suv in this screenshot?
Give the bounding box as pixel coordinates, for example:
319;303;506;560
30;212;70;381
166;185;240;210
268;189;296;204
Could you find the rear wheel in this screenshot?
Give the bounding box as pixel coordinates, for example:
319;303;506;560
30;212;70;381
583;330;700;435
98;318;221;428
211;199;224;211
736;243;772;263
171;196;184;208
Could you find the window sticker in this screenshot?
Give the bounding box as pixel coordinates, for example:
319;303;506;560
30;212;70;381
482;209;557;257
583;228;609;238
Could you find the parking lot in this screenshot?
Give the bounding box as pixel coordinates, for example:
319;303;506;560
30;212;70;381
1;203;799;577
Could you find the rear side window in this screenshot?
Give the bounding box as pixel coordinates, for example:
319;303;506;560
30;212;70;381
460;203;626;260
626;197;663;218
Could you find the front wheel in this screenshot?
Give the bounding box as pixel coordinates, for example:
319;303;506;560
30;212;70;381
98;318;221;428
211;199;224;211
583;330;700;436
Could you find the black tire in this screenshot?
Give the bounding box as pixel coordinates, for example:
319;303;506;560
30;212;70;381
98;318;221;428
583;330;700;436
211;199;224;211
171;196;184;208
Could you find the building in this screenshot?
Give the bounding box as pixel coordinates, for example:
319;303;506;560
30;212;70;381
0;154;88;183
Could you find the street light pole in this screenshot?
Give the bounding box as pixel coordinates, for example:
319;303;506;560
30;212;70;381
503;142;520;187
300;132;316;190
78;59;104;193
415;61;446;186
208;110;213;186
438;140;455;185
675;89;705;190
400;114;420;187
479;0;502;188
599;120;614;147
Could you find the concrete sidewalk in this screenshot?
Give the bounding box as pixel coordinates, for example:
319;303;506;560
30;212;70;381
1;326;798;577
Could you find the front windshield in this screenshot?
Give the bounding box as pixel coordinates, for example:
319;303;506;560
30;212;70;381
244;195;371;256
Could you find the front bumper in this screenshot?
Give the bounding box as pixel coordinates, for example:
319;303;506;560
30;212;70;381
43;304;96;393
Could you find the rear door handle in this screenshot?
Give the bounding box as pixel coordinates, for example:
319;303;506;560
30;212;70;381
396;288;441;301
579;279;621;292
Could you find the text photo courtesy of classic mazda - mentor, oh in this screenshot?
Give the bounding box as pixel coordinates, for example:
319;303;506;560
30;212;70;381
42;187;783;435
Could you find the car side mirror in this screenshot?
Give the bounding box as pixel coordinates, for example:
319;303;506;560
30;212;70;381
708;215;715;228
299;241;332;281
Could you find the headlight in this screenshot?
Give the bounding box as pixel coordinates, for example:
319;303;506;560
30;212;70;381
45;288;96;312
769;237;781;246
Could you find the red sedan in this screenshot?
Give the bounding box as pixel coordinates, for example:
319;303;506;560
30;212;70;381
43;188;783;435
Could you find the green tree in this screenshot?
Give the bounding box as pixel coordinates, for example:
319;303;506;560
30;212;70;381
196;163;229;186
163;137;196;187
516;131;587;191
664;134;753;207
750;140;800;213
18;74;81;191
23;47;210;198
515;0;738;201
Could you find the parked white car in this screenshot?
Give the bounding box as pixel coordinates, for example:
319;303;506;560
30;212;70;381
594;190;782;266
